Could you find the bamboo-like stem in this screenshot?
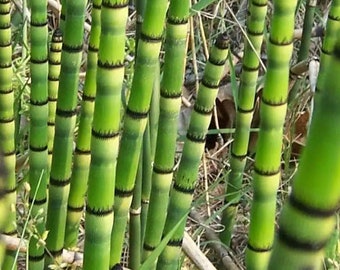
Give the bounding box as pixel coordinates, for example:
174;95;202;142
156;34;229;269
45;0;86;265
220;0;268;246
109;0;169;266
47;29;62;169
0;0;16;268
268;38;340;270
29;0;49;268
245;0;297;268
64;0;102;249
141;0;189;265
82;1;128;269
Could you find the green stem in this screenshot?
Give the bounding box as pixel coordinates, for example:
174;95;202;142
156;34;229;269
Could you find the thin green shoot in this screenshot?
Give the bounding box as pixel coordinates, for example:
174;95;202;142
228;50;238;110
11;170;44;270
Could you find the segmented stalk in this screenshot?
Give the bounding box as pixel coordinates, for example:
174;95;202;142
47;29;62;168
82;1;128;269
109;0;169;266
0;0;16;268
142;0;189;263
45;0;86;265
314;0;340;101
156;34;229;269
29;0;49;268
64;0;102;249
268;38;340;270
245;0;297;268
220;0;268;246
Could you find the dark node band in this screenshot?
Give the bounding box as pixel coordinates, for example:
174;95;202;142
321;47;332;56
254;165;280;176
29;197;47;206
237;105;255;114
0;117;14;124
48;75;60;81
67;204;84;212
82;94;95;101
278;227;327;251
48;59;61;65
126;107;148;119
50;46;62;53
167;17;188;25
0;61;11;68
252;1;268;7
201;77;220;89
153;165;173;174
334;44;340;60
30;98;48;106
92;3;102;9
143;243;155;251
56;108;78;117
261;96;287;107
97;60;124;69
173;182;195;194
29;253;45;262
115;188;134;197
209;57;227;66
88;44;99;52
186;132;206;143
3;149;15;157
46;248;63;257
2;186;16;195
224;199;239;207
0;23;10;30
86;205;113;216
30;21;48;27
269;36;293;46
49;177;70;187
48;121;55;127
52;28;63;39
0;9;10;16
29;144;48;152
328;14;340;22
62;43;83;53
194;104;213;115
92;128;120;139
247;242;272;252
231;151;247;160
0;40;11;48
242;63;260;72
111;264;124;270
102;0;129;8
160;90;182;99
289;193;337;218
74;147;91;155
247;28;264;37
3;229;17;236
167;238;183;247
140;32;163;43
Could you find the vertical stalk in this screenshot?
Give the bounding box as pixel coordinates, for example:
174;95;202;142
64;0;102;249
220;0;268;246
109;0;169;266
0;0;16;268
47;29;62;168
29;0;49;268
82;1;128;269
45;0;86;265
156;34;229;269
268;39;340;270
142;0;189;264
245;0;297;269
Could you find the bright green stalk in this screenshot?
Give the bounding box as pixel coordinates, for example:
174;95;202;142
47;29;62;168
29;0;49;268
268;38;340;270
0;0;16;268
129;153;143;270
245;0;297;269
45;0;86;265
59;0;66;31
220;0;268;246
156;34;229;270
142;0;189;264
64;0;101;249
314;0;340;101
0;154;7;267
288;0;317;102
82;1;128;269
109;0;169;266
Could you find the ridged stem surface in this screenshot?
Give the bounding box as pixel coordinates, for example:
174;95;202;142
156;34;229;269
245;0;297;269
